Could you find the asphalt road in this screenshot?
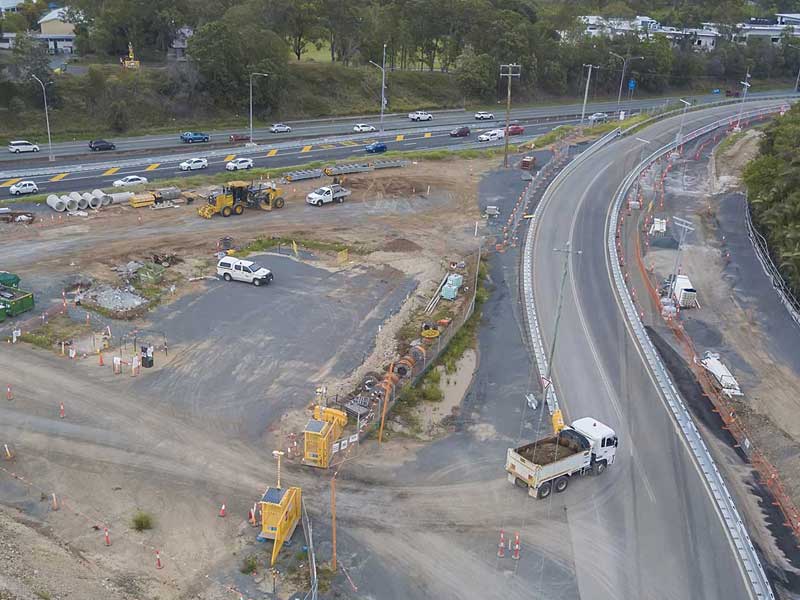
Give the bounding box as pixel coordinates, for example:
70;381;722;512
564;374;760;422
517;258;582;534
529;101;783;599
2;89;792;167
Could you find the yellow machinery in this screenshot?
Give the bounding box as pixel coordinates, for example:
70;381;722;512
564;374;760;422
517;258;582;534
302;405;347;469
198;180;285;219
121;42;140;69
552;409;565;435
259;486;302;566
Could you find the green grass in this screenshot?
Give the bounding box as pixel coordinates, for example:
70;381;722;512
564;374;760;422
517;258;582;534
233;235;365;257
131;511;154;531
715;130;745;155
19;314;92;351
240;555;259;575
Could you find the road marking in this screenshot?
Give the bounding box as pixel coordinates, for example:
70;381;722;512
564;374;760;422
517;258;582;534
424;132;432;138
402;142;417;147
321;144;336;149
0;178;22;187
301;145;312;153
224;154;235;162
341;140;358;146
145;163;160;171
395;134;405;141
50;173;68;182
102;167;120;176
267;149;278;157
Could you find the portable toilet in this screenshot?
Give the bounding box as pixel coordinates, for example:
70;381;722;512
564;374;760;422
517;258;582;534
447;273;463;288
441;284;458;301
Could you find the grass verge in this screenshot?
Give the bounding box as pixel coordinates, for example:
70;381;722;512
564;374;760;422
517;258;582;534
19;314;92;350
233;235;367;257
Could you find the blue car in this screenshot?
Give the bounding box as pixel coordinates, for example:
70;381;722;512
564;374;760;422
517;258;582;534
365;141;387;153
180;131;210;143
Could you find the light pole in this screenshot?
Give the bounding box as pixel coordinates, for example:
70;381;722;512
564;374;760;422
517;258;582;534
31;74;54;162
734;69;751;131
500;63;521;168
634;137;650;202
676;98;691;146
610;52;644;116
787;44;800;93
249;72;269;145
368;43;387;132
580;64;599;128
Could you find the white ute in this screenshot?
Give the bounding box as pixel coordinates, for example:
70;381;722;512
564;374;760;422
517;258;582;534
217;257;273;286
306;184;351;206
408;110;433;121
505;417;618;499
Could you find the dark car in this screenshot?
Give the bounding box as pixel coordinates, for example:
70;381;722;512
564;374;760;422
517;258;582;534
365;141;387;153
450;126;470;137
88;139;116;151
725;89;741;98
507;124;525;135
229;133;250;143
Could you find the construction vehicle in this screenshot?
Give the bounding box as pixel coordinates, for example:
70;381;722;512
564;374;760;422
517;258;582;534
120;42;140;69
198;180;285;219
305;184;351;206
505;416;618;499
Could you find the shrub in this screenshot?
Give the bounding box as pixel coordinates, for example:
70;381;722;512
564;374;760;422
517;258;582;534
131;511;153;531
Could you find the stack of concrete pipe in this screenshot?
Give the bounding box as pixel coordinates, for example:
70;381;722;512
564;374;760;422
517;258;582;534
44;189;134;212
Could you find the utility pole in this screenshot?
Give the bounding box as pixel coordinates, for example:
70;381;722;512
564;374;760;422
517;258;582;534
500;63;521;168
368;43;387;133
543;242;582;409
734;68;751;131
634;137;650;201
249;72;269;145
31;74;54;162
330;475;337;572
272;449;284;488
580;64;599;128
669;217;695;299
610;52;643;117
790;45;800;93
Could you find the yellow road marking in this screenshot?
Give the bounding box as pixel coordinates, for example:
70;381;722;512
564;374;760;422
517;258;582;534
341;141;357;146
395;134;405;141
424;132;432;138
103;167;120;176
224;154;236;162
50;173;68;182
267;149;278;157
301;145;312;153
145;163;160;171
321;144;336;149
0;178;22;187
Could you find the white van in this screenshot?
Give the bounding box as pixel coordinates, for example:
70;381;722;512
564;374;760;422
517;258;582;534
216;257;274;286
8;140;40;153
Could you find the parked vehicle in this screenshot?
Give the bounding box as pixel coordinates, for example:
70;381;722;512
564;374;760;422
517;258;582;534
89;139;116;151
588;112;609;124
229;133;250;143
226;157;254;171
353;123;376;132
270;123;292;133
506;417;618;499
8;180;38;196
180;131;210;143
477;129;504;142
179;157;208;171
306;184;352;206
365;141;387;153
474;111;494;120
7;140;39;154
507;124;525;135
725;89;740;98
408;111;432;121
450;126;470;137
216;257;273;286
112;175;148;187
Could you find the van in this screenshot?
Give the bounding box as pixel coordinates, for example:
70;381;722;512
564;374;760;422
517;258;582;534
7;140;39;154
217;257;273;286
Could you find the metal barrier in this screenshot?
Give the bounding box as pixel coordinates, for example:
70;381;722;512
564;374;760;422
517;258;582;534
299;497;318;600
284;169;324;182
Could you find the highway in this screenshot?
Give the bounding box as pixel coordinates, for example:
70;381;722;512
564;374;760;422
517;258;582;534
529;101;781;599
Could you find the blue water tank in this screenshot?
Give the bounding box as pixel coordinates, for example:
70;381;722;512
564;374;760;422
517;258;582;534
447;273;463;288
441;284;458;300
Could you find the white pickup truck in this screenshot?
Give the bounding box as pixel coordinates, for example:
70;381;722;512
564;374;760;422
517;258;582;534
505;417;618;499
306;184;352;206
408;110;433;121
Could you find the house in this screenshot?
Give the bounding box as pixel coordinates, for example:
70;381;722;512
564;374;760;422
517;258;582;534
571;15;719;51
0;0;22;16
168;26;193;61
733;14;800;44
38;7;74;36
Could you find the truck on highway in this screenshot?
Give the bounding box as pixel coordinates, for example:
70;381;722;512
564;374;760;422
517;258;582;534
505;417;617;499
306;184;351;206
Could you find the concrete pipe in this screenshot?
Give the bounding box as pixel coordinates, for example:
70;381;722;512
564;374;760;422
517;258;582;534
155;187;180;201
69;191;88;210
84;192;101;210
46;194;66;212
61;195;79;212
108;191;134;205
92;189;112;206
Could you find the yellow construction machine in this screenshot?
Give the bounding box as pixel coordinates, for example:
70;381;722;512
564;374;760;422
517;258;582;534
198;180;285;219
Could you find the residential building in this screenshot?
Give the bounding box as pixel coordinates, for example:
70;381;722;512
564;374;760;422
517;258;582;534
38;7;74;36
572;15;719;51
0;0;22;16
168;26;193;61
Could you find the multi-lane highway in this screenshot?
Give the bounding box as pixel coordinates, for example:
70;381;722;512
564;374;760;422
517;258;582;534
529;100;782;599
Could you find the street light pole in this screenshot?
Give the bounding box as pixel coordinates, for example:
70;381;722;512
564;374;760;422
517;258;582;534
500;63;521;168
249;72;269;145
580;64;599;128
610;52;643;117
31;74;54;162
788;44;800;93
676;98;691;146
735;68;751;131
368;43;387;132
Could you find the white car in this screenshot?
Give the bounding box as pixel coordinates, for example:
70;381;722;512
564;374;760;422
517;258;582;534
588;112;609;124
226;157;254;171
8;180;38;195
408;111;432;121
112;175;148;187
270;123;292;133
8;140;39;154
179;157;208;171
217;257;273;286
474;111;494;120
477;129;504;142
353;123;376;133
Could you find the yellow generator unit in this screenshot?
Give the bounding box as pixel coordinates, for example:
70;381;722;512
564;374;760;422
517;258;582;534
258;486;302;566
303;406;347;469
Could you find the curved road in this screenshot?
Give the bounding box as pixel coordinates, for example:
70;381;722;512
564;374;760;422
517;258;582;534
530;102;781;598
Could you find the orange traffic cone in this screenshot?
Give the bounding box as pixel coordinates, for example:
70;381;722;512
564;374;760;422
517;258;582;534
104;527;111;546
497;530;506;558
6;385;12;401
59;403;65;419
512;532;520;560
218;503;226;518
98;352;104;366
247;508;256;526
51;493;59;511
155;550;163;569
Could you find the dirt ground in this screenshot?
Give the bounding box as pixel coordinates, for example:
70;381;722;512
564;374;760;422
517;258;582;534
0;159;506;599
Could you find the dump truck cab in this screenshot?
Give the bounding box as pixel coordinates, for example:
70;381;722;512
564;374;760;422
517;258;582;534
570;417;618;467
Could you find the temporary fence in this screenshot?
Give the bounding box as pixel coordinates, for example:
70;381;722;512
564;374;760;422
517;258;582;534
299;497;319;600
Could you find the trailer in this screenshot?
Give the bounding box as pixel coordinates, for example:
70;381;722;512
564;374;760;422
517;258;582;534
505;417;617;499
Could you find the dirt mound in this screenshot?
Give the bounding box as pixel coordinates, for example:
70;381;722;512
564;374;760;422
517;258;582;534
383;238;422;252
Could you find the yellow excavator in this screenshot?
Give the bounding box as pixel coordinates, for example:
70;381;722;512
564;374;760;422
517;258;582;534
198;180;285;219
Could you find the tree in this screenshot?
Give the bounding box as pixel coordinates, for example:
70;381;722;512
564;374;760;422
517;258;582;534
282;0;322;60
454;50;496;99
10;32;52;84
1;13;28;33
16;0;46;30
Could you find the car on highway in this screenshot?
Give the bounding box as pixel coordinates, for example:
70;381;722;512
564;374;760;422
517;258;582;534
179;157;208;171
477;129;504;142
408;110;432;121
112;175;148;187
270;123;292;133
474;111;494;120
226;157;254;171
180;131;210;143
450;126;470;137
353;123;376;132
88;139;116;151
365;141;388;153
7;140;39;154
587;112;609;124
507;124;525;135
229;133;250;143
8;180;38;196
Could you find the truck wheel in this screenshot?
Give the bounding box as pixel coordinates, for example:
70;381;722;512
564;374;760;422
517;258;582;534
593;460;607;475
274;197;284;209
253;278;262;286
514;477;528;489
336;196;343;203
537;481;552;499
222;206;232;217
316;200;323;207
223;273;232;281
554;476;569;493
233;204;244;215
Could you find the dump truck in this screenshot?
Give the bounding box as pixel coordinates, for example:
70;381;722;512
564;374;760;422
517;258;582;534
505;417;617;499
